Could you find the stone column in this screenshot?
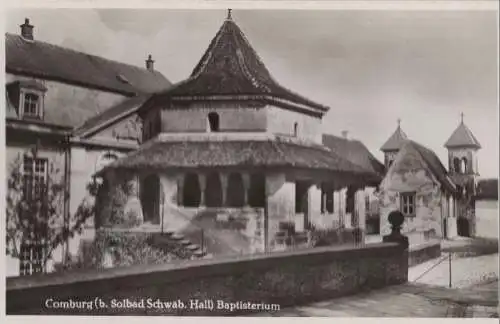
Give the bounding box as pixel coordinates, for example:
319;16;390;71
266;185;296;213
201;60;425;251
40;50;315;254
219;173;228;207
198;173;206;207
242;173;250;207
177;174;185;206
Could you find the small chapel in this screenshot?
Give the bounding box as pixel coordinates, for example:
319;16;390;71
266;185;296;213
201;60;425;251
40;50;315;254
96;10;381;255
377;114;481;245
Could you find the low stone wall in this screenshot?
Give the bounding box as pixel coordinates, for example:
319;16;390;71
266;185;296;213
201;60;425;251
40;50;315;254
7;242;408;316
408;240;442;267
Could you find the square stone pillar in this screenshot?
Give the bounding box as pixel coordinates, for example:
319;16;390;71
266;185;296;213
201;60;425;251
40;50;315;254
176;174;185;206
198;173;206;207
219;173;228;207
307;183;322;229
242;173;250;207
355;188;367;241
266;173;294;251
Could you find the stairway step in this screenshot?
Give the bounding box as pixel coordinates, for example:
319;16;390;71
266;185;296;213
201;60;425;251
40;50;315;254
193;250;206;257
180;239;191;246
170;233;184;240
186;244;200;251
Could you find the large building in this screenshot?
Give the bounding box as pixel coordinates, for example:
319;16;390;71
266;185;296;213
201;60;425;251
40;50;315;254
95;12;382;256
5;18;172;276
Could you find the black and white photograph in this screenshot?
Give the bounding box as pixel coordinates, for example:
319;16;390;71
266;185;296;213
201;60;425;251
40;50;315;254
2;2;499;319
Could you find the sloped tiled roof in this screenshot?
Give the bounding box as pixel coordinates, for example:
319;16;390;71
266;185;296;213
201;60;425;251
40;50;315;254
148;16;329;114
444;121;481;149
6;33;171;95
322;134;385;178
476;178;498;200
98;139;377;179
73;95;149;137
405;140;456;193
381;125;408;152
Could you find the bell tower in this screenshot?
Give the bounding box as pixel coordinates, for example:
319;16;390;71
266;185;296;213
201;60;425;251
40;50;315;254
380;119;408;169
445;113;481;189
445;113;481;237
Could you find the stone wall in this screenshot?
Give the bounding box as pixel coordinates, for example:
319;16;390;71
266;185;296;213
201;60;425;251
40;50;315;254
266;106;323;143
6;242;409;315
160;106;267;133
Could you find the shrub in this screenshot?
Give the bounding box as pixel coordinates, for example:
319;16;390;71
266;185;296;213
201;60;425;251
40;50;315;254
54;230;177;271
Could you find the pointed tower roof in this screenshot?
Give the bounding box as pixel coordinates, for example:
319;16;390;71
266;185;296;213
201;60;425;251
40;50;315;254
445;114;481;149
380;119;408;152
147;10;329;116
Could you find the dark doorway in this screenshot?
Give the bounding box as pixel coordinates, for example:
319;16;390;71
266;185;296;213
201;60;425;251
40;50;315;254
140;175;161;224
457;217;470;237
206;173;223;207
249;174;265;207
227;173;245;207
183;173;201;207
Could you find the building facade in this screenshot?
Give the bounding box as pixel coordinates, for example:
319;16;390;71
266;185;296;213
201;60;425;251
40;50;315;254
5;18;172;276
96;13;383;256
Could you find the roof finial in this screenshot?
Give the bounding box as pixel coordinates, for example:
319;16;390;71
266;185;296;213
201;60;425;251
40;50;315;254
227;9;232;20
397;118;401;128
460;112;464;123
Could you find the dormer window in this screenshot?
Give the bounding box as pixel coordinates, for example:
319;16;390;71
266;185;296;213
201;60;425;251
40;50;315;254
7;80;47;120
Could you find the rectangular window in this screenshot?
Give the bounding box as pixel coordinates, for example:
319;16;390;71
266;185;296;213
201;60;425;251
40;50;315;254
22;156;48;202
19;238;46;276
365;195;370;214
400;192;416;217
23;93;41;118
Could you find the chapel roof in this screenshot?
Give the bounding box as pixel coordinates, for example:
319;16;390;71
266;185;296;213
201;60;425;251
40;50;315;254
144;11;329;116
399;140;456;193
444;117;481;149
380;120;408;152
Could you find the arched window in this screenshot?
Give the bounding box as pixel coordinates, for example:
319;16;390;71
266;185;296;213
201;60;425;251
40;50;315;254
453;157;461;173
461;158;468;174
208;112;220;132
293;122;298;137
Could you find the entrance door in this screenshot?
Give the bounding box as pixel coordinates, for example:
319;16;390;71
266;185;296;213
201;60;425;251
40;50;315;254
140;175;161;224
457;217;470;237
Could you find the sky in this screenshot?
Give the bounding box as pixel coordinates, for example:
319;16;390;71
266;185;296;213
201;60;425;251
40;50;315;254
6;8;499;178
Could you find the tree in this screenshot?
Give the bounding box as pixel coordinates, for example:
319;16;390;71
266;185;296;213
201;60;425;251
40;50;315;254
5;152;97;274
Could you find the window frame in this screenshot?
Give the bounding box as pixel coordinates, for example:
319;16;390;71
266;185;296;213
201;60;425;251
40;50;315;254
400;192;416;217
20;89;44;120
22;155;48;202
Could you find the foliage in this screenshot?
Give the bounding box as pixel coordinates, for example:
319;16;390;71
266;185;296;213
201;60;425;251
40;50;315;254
5;153;97;271
55;230;176;271
98;179;142;228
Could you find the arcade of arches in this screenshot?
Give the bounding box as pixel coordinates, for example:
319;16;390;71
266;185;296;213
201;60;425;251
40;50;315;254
136;172;266;224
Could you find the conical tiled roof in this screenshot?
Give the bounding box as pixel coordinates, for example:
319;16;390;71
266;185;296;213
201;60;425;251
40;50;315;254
380;122;408;152
445;120;481;149
149;13;329;115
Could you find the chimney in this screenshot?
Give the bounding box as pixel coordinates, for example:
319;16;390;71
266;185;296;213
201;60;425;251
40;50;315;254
20;18;34;40
145;54;154;71
341;130;349;139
